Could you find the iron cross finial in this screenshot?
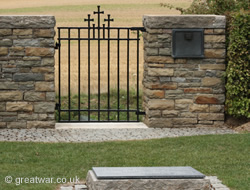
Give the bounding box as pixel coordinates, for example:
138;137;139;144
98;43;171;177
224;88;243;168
104;14;114;27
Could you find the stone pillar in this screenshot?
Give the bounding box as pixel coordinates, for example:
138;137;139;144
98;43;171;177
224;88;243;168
0;16;56;129
143;15;226;128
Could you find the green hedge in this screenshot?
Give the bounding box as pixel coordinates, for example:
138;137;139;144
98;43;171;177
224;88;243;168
225;11;250;118
161;0;250;118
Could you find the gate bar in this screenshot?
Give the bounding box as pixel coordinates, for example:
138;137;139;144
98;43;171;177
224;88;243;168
68;28;71;121
117;29;120;121
127;29;130;121
58;29;61;121
137;30;140;121
78;28;81;121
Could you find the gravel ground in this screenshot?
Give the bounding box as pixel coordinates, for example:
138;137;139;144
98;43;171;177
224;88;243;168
0;127;236;143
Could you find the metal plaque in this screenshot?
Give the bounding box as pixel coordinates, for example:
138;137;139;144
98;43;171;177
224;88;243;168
172;29;204;58
92;166;206;179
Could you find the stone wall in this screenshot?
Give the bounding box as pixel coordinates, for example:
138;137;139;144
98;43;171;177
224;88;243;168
0;16;56;129
143;15;226;128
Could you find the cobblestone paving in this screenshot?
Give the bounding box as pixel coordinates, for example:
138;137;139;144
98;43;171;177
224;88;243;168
0;127;236;143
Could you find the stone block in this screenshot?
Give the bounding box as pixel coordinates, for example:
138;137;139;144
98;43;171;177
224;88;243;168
31;67;54;73
0;82;18;90
199;64;225;70
0;91;23;101
162;110;179;117
13;29;32;36
44;73;54;81
148;99;174;110
148;68;174;76
0;29;12;36
13;39;40;47
198;120;214;125
204;49;225;58
26;47;54;57
145;82;177;90
46;92;55;101
0;103;5;111
0;122;7;128
34;102;55;113
195;95;225;104
198;113;224;121
40;39;54;47
175;104;189;110
34;29;55;37
144;89;164;98
146;56;174;63
190;104;209;112
210;105;224;113
180;112;197;118
184;88;212;94
9;47;25;56
6;102;33;112
16;60;41;67
41;58;54;66
35;82;55;91
143;15;226;29
86;168;210;190
145;118;173;128
0;112;17;116
0;47;8;55
7;122;26;129
159;48;171;56
213;29;225;34
24;92;45;101
158;34;171;43
18;82;35;90
27;121;55;128
18;113;38;120
145;48;158;56
204;29;213;34
0;39;12;46
204;35;225;43
173;118;198;125
147;63;165;68
202;77;222;87
0;16;56;28
147;110;161;118
3;116;17;122
175;99;193;104
13;73;44;82
23;56;41;61
165;89;183;94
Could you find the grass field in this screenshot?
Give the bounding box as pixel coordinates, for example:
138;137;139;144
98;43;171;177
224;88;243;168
0;0;192;95
0;134;249;190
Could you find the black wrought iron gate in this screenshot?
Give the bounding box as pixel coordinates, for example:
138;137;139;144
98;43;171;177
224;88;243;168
55;6;145;122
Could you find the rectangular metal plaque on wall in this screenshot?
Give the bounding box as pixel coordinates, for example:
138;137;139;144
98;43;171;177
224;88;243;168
172;29;204;58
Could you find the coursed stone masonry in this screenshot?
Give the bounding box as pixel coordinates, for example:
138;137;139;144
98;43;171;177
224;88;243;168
0;16;56;129
143;15;226;128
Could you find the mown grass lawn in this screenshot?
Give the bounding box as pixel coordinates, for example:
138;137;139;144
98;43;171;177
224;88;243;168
0;134;249;190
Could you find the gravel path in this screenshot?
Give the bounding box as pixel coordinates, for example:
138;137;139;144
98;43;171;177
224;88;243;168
0;127;236;143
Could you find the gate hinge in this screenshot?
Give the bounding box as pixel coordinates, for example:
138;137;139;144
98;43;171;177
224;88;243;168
55;103;60;110
54;42;61;49
136;111;146;115
131;27;146;32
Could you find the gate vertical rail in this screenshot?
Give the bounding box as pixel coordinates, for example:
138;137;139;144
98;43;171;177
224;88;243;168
55;5;145;122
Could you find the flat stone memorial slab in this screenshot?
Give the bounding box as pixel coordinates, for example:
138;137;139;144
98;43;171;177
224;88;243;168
92;166;205;179
86;167;211;190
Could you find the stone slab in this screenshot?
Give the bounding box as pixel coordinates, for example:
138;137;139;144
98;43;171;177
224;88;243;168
92;167;205;179
86;170;210;190
0;16;55;28
143;15;226;29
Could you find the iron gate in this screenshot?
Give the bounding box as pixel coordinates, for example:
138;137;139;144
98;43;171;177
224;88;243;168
55;6;145;122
